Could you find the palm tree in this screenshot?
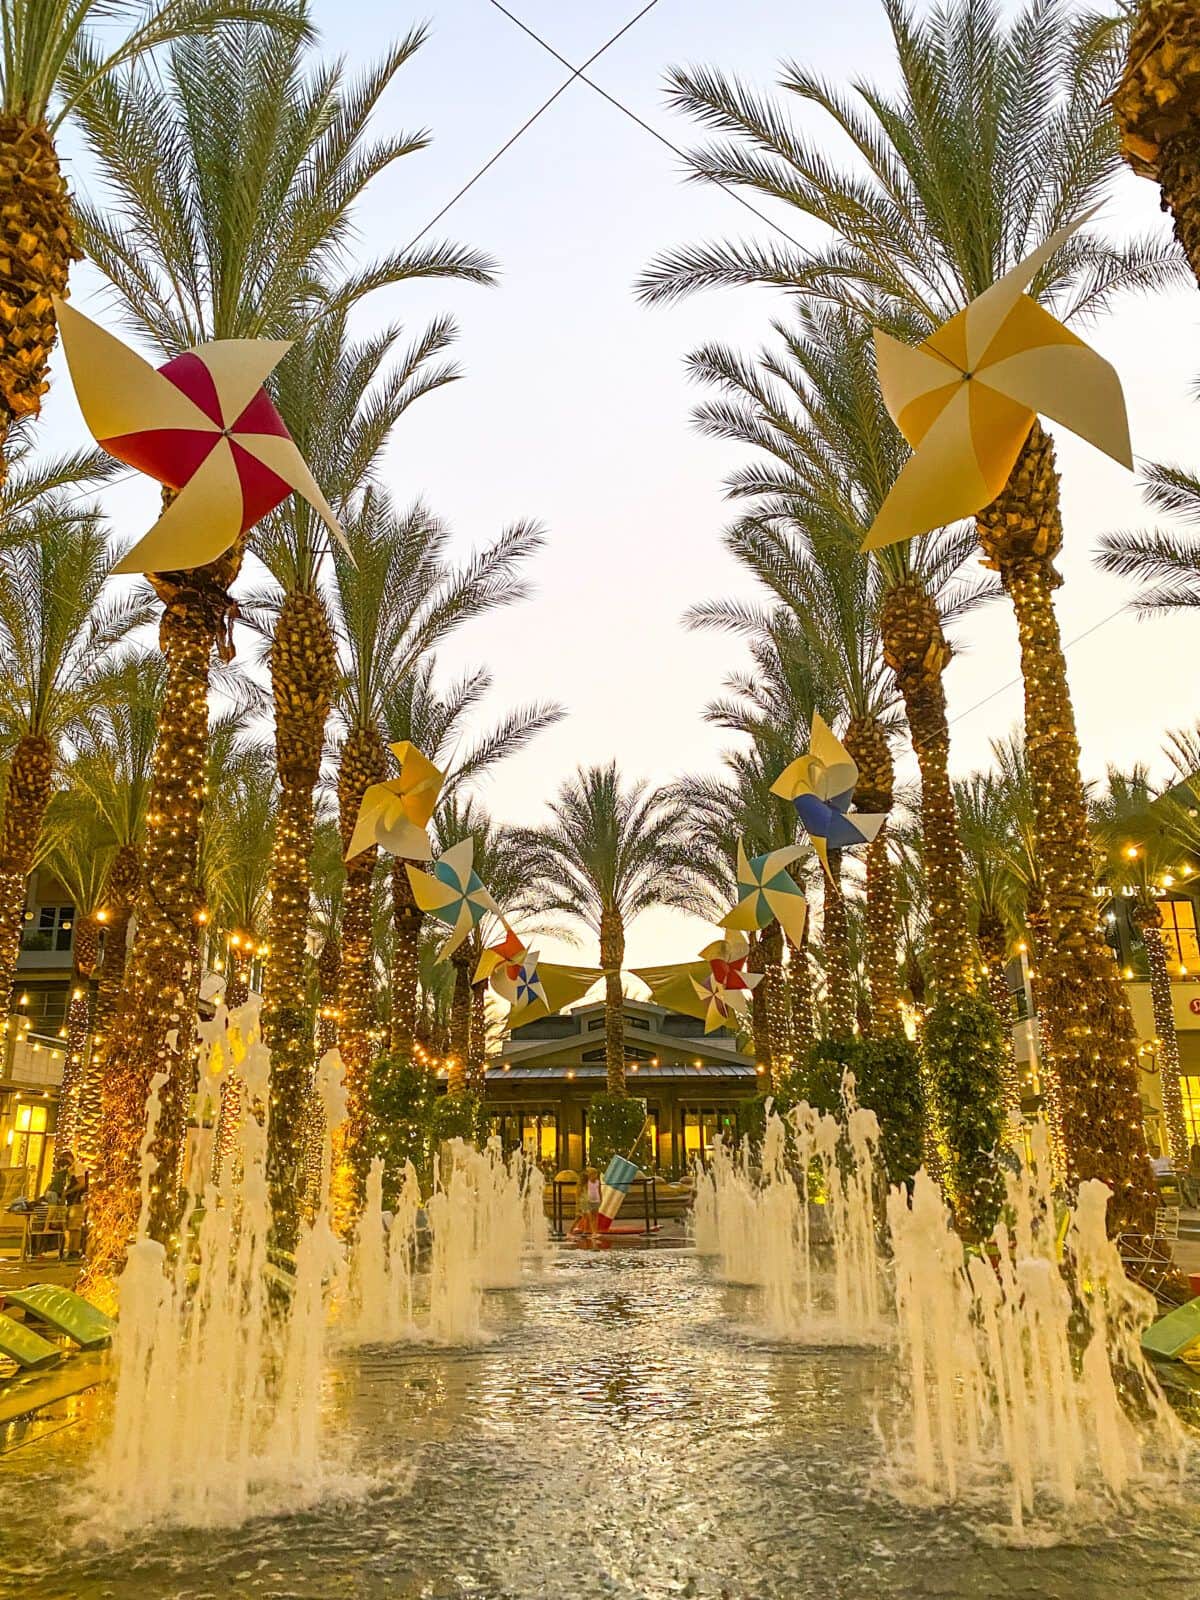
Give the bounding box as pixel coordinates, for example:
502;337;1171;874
676;303;1005;1224
515;764;707;1095
677;618;827;1066
1114;1;1200;286
640;0;1181;1230
330;495;543;1193
247;308;464;1243
1092;763;1191;1167
380;656;563;1062
74;20;495;1265
954;769;1027;1134
0;0;303;463
0;470;147;1029
1096;400;1200;609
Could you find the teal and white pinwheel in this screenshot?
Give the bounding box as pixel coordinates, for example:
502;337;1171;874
771;713;887;880
405;838;500;962
720;841;808;948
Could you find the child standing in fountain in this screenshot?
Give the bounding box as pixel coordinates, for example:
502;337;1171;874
576;1166;601;1246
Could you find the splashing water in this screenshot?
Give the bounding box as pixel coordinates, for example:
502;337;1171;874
886;1124;1190;1532
339;1136;547;1348
692;1085;885;1343
84;1002;346;1535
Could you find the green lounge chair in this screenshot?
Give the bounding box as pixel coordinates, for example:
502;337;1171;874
0;1310;61;1369
4;1285;115;1350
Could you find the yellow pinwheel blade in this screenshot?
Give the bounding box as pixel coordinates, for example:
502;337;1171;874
190;337;292;426
53;297;209;437
388;742;444;828
721;896;763;933
111;440;246;574
244;432;350;555
405;862;460;916
808;713;858;797
766;887;808;947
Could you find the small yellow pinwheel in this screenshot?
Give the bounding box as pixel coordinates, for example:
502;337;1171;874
771;713;886;880
507;963;601;1028
346;742;444;862
865;217;1133;550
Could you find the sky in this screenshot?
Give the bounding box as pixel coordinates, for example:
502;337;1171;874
45;0;1200;974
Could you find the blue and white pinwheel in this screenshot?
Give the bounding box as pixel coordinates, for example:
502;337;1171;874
492;947;549;1012
771;714;887;880
721;841;808;947
405;837;500;962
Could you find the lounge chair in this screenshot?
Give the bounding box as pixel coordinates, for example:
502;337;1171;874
3;1285;115;1350
0;1310;61;1370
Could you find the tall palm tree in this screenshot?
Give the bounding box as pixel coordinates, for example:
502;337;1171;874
330;495;542;1192
247;307;465;1244
0;0;303;464
676;303;1005;1224
1114;1;1200;286
1096;397;1200;609
0;473;147;1028
515;764;707;1095
1092;763;1191;1167
640;0;1182;1230
74;20;494;1265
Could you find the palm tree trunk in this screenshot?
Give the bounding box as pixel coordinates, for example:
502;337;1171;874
843;717;901;1037
318;933;340;1055
75;845;139;1174
468;978;488;1093
55;915;99;1155
0;117;80;463
1134;897;1189;1168
87;587;225;1283
600;909;626;1095
821;851;854;1039
264;587;335;1250
447;950;472;1096
881;581;1005;1231
748;931;768;1068
336;724;387;1201
1116;1;1200;286
760;920;788;1088
390;859;422;1057
786;926;815;1062
0;733;55;1025
977;913;1022;1139
977;424;1154;1234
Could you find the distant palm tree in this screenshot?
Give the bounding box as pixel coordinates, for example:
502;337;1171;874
330;495;542;1189
63;653;165;1169
74;19;495;1262
380;655;563;1062
515;764;707;1095
0;464;147;1028
1097;401;1200;610
640;0;1180;1230
0;0;303;458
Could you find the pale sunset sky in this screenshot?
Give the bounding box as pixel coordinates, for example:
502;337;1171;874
45;0;1200;973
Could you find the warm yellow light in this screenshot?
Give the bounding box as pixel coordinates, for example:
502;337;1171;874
1163;874;1175;888
1124;844;1139;859
1016;941;1027;954
1123;967;1134;980
95;909;108;923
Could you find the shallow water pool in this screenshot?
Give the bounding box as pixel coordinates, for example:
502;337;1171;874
0;1247;1196;1599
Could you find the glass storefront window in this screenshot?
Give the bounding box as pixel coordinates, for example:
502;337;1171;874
489;1107;558;1169
1161;900;1200;972
10;1102;49;1198
1180;1076;1200;1148
682;1105;739;1168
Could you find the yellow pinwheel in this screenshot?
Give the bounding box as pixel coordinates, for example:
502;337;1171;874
771;713;886;879
53;298;348;574
405;838;500;962
346;742;444;862
865;217;1133;550
721;842;808;948
632;961;711;1021
472;922;526;986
